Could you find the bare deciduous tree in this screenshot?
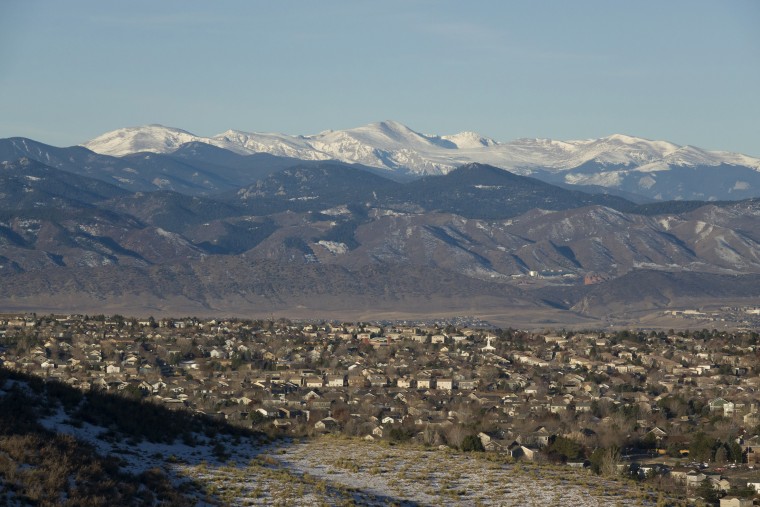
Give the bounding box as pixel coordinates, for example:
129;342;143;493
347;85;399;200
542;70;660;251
446;424;468;449
600;447;622;477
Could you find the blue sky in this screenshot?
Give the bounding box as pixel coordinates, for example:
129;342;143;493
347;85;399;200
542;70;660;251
1;0;758;156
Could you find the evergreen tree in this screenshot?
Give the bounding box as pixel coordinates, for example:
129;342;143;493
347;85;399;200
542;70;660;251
461;434;484;452
695;478;718;505
714;445;727;465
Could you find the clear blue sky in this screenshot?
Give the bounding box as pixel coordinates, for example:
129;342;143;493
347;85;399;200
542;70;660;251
1;0;758;156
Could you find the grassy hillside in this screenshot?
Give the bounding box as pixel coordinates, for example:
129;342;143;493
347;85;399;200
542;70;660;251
0;367;256;506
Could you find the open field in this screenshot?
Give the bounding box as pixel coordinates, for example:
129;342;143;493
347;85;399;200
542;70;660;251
5;291;758;329
177;437;668;506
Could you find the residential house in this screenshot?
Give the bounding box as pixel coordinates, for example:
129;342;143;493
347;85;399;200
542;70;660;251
367;375;388;388
304;376;324;388
277;407;303;419
478;431;509;452
549;397;570;414
326;374;347;387
743;436;760;464
255;407;278;418
519;426;551;448
642;426;667;449
508;443;535;461
708;397;735;417
381;415;401;425
314;417;339;432
684;470;707;489
416;375;432;389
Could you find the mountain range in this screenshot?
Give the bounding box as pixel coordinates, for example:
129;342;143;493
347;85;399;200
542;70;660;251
79;121;760;202
2;123;760;326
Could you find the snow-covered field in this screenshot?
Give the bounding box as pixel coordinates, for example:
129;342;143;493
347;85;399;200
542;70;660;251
177;437;660;506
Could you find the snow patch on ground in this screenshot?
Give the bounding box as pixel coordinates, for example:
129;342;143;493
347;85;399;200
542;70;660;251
316;240;348;255
694;221;710;237
320;205;351;216
638;175;656;189
565;171;623;187
371;209;408;218
37;404;268;477
713;235;743;266
177;438;658;506
152;178;171;188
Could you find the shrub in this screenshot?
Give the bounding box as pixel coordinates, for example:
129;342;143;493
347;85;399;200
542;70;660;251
461;435;485;452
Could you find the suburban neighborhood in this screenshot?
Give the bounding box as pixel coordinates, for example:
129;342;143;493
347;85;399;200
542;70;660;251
1;313;759;504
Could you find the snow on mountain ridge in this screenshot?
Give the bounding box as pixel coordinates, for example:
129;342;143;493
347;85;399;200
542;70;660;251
81;122;760;176
212;129;328;160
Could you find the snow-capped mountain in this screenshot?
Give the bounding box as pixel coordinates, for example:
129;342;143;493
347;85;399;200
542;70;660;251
83;120;760;173
80;121;760;201
83;125;201;157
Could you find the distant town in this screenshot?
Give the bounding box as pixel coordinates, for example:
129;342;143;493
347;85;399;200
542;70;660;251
1;312;759;504
665;307;760;329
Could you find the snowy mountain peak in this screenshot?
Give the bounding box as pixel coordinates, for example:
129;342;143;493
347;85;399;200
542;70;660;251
603;133;653;144
82;125;200;157
215;129;245;140
338;120;435;146
441;131;498;149
370;119;413;133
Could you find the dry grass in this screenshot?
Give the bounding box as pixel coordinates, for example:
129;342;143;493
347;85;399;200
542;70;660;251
178;436;668;506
